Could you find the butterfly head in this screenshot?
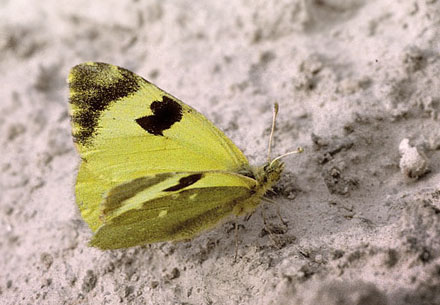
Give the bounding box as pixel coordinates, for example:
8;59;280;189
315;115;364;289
251;159;284;195
263;159;284;183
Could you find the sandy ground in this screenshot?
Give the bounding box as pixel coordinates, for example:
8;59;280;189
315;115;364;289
1;0;440;304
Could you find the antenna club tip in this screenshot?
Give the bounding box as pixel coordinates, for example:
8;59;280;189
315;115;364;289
273;103;279;114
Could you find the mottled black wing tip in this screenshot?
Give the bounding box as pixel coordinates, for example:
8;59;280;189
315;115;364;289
68;62;143;147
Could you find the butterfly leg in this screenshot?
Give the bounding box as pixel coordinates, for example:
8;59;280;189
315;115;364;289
260;207;289;249
234;218;240;263
275;204;288;227
261;208;278;247
262;197;288;227
244;212;255;222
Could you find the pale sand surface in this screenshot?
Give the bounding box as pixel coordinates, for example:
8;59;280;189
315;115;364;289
1;1;440;304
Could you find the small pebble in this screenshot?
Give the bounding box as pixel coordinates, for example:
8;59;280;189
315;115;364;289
398;138;429;179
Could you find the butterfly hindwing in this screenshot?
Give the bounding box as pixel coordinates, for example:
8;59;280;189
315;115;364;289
69;62;252;231
90;171;257;249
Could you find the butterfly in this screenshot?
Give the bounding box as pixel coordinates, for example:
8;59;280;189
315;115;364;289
68;62;300;250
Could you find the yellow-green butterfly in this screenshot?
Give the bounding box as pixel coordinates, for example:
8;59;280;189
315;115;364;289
69;62;300;250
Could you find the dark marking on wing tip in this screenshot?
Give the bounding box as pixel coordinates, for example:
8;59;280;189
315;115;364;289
135;96;183;136
69;62;142;146
163;173;203;192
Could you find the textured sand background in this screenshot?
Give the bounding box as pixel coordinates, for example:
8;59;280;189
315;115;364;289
1;0;440;304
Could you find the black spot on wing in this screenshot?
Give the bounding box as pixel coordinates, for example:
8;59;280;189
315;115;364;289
103;173;173;216
135;96;183;136
69;63;142;146
163;173;203;192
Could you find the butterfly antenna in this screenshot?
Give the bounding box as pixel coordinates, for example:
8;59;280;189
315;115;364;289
270;147;304;166
267;103;279;162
